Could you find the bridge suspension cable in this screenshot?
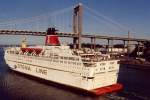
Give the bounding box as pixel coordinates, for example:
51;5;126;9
84;5;129;33
0;3;146;39
0;5;74;32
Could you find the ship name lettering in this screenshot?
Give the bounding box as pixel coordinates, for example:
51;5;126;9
17;64;31;71
36;68;47;75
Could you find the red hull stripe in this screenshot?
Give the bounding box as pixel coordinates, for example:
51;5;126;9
91;83;123;95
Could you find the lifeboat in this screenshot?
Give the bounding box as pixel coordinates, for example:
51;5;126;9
21;48;42;55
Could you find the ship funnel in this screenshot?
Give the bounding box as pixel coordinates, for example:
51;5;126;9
45;28;60;46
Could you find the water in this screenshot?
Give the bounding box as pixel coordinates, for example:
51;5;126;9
0;48;150;100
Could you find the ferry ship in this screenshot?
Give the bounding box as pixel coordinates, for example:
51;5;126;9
4;28;122;95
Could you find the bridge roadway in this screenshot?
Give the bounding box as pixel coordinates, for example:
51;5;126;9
0;30;149;42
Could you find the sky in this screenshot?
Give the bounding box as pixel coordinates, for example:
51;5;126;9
0;0;150;44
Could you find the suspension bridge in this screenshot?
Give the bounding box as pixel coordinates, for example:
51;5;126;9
0;3;149;50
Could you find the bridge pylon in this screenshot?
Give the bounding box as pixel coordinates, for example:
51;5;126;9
73;3;83;49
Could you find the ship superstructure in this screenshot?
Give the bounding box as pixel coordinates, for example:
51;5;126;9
4;28;122;95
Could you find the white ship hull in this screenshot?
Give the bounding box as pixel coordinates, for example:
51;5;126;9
4;46;123;95
5;54;119;90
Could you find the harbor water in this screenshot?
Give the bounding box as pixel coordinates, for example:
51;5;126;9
0;48;150;100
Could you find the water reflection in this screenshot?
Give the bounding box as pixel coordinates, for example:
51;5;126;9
0;65;108;100
118;65;150;100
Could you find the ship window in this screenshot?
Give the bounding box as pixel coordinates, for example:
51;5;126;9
100;67;105;70
54;56;59;59
64;57;68;60
53;60;56;62
76;58;79;61
73;62;76;65
60;61;63;63
77;63;81;66
69;57;75;60
109;66;114;69
100;63;106;66
49;58;52;61
110;62;114;64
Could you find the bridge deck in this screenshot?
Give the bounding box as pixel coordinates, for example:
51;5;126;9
0;30;149;42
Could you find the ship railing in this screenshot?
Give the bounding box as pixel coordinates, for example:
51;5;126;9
82;56;118;62
83;62;96;67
